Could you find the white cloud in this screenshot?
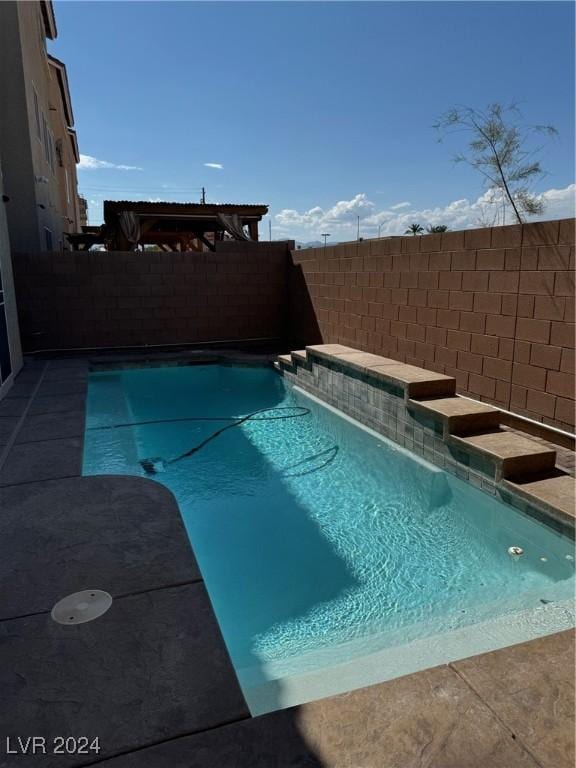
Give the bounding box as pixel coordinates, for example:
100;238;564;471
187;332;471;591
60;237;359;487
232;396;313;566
538;185;576;218
78;154;143;171
274;185;575;241
389;201;411;210
276;193;375;233
204;163;223;169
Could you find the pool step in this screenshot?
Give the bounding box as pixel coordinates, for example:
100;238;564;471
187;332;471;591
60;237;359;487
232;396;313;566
275;343;574;527
279;344;456;399
450;430;558;481
409;395;561;482
328;351;400;374
290;350;311;370
368;364;455;399
277;354;296;373
306;345;390;370
502;474;576;524
304;345;456;399
305;344;358;359
408;396;501;437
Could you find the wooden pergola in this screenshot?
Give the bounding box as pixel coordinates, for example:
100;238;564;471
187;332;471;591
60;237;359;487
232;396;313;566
66;201;269;251
99;200;269;251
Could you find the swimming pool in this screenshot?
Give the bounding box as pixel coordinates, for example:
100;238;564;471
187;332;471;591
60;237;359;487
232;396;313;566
83;364;575;714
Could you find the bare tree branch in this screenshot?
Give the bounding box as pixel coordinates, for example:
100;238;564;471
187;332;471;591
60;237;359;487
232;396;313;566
435;103;558;224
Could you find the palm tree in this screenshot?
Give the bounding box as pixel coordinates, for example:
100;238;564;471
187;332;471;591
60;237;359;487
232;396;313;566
426;224;449;233
405;223;424;235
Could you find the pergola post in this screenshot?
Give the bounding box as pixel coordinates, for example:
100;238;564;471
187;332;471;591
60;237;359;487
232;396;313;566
248;221;259;241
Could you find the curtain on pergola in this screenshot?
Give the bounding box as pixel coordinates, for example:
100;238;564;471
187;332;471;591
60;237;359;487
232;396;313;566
118;210;140;244
217;213;251;241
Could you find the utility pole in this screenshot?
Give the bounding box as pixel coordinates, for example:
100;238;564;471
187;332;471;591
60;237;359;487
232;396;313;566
321;233;330;246
269;218;272;241
201;187;206;204
357;215;360;240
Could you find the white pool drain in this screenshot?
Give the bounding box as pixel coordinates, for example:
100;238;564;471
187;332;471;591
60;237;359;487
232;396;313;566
51;590;113;625
507;546;524;557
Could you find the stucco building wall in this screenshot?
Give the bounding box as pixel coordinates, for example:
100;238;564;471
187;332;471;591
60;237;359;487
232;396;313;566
0;163;23;395
0;1;80;252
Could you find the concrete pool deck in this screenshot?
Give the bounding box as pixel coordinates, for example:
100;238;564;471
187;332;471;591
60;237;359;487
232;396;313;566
0;356;574;767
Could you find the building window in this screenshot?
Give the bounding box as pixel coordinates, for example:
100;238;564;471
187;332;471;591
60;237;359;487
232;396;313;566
48;130;55;173
55;138;63;167
33;87;41;140
42;114;50;164
44;228;53;250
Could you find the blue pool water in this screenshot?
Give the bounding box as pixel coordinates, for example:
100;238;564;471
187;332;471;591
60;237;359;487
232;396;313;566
83;364;575;713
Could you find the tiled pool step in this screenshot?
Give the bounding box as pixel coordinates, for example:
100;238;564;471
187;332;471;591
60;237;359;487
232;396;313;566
502;474;576;520
298;345;456;399
277;354;296;372
291;349;310;368
408;396;501;437
450;431;557;482
369;364;455;399
276;344;576;527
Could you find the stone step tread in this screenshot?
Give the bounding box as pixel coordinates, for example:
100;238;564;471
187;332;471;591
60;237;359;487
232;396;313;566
306;344;357;358
502;475;576;520
368;365;456;399
306;345;453;383
452;431;557;461
305;344;453;381
409;397;500;418
291;350;308;362
277;354;294;366
337;352;400;371
369;363;454;384
304;345;455;398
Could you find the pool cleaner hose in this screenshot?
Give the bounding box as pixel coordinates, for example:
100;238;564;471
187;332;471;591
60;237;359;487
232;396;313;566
138;406;311;474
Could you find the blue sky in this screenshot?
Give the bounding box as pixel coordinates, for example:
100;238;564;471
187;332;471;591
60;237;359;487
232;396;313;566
51;1;575;241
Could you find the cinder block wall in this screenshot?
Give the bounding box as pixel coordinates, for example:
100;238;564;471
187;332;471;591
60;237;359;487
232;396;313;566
12;241;291;351
289;219;575;433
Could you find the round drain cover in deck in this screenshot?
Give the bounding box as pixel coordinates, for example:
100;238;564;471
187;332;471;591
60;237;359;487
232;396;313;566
51;590;113;625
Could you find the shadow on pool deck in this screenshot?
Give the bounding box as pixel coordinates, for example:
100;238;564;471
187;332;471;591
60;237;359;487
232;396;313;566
0;357;338;767
84;360;361;715
0;356;573;768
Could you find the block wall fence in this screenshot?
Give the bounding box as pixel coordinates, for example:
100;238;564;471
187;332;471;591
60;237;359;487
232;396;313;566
12;241;290;351
288;219;575;433
9;220;576;433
